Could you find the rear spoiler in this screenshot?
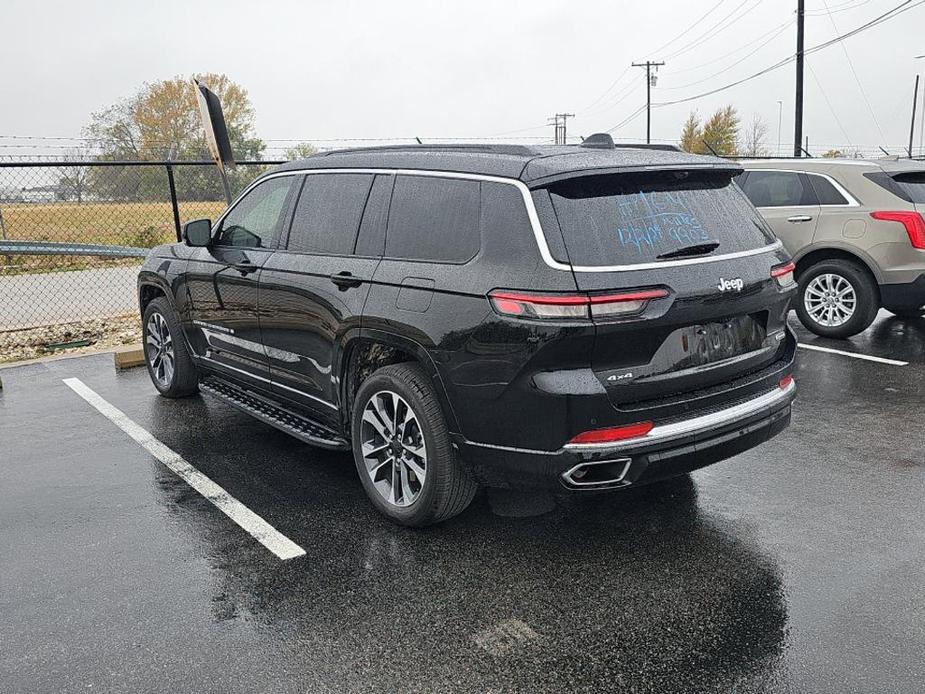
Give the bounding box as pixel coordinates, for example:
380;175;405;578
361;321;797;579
526;163;744;189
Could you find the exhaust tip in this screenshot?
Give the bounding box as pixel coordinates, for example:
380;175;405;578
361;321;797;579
561;458;632;489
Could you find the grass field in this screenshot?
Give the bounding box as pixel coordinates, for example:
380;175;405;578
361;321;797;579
0;200;227;273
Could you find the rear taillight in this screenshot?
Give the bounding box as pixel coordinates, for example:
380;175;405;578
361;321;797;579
567;421;654;447
488;288;668;320
870;211;925;249
771;261;796;288
779;375;794;390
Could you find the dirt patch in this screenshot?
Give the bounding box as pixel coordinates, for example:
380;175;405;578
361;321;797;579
0;314;142;363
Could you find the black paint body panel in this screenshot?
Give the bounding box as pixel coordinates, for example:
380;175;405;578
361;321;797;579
138;148;796;492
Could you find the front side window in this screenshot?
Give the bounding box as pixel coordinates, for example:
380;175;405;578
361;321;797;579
740;171;815;208
216;177;293;248
538;170;775;267
287;173;374;255
386;176;480;262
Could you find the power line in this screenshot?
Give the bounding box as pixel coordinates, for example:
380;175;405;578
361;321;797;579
807;61;855;145
578;66;632;113
652;0;924;108
820;0;887;141
575;1;727;116
659;20;794;90
648;0;730;55
663;0;764;61
606;104;648;134
805;0;874;15
665;17;795;76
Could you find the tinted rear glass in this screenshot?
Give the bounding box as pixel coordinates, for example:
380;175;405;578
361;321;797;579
808;174;849;205
541;171;775;267
892;172;925;204
740;170;815;207
386;175;480;262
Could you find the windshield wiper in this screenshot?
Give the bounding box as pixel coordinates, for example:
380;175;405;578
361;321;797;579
656;241;720;260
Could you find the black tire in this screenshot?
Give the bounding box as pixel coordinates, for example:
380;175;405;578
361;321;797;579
142;297;199;398
351;362;477;527
795;259;879;339
885;307;925;319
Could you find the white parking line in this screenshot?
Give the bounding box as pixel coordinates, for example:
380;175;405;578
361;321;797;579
62;377;306;561
797;343;908;367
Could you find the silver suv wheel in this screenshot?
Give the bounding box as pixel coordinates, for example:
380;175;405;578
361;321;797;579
360;390;427;508
145;312;175;387
804;273;856;328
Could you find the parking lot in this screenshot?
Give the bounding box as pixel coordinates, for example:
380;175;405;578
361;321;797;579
1;311;923;694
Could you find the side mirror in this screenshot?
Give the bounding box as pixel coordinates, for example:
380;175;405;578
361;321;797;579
183;219;212;247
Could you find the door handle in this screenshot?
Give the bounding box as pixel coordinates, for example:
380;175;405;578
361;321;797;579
330;271;363;290
787;215;813;223
233;259;258;275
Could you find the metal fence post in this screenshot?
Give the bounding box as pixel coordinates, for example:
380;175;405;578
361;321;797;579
165;162;181;242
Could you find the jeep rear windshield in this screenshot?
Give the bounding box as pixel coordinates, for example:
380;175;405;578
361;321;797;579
536;170;776;267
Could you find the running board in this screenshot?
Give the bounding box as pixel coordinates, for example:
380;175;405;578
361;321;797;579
200;377;349;451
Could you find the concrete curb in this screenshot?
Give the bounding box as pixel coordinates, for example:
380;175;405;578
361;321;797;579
113;345;145;370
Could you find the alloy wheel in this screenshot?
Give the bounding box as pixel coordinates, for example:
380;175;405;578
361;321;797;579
804;273;856;328
360;390;427;507
145;312;175;387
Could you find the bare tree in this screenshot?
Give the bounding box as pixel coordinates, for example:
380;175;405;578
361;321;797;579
740;114;770;157
57;148;94;203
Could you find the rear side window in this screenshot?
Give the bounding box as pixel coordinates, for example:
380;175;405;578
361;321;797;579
386;176;480;262
807;174;850;205
740;171;815;207
540;171;775;267
287;173;374;255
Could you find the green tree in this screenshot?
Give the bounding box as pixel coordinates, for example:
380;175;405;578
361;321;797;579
680;111;704;154
84;73;265;201
284;142;318;160
701;106;740;156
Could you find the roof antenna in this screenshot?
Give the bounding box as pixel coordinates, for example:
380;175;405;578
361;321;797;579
879;146;891;157
415;137;423;144
702;140;720;157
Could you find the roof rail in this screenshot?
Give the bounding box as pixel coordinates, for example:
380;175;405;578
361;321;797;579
317;143;536;157
612;143;682;152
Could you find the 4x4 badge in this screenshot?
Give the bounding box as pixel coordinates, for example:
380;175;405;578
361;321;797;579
717;277;744;292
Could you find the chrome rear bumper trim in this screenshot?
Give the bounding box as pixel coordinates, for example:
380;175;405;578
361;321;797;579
564;380;796;452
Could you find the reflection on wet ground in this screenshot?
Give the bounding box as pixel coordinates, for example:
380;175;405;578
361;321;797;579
2;310;924;692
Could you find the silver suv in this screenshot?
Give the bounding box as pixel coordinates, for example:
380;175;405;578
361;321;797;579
737;159;925;338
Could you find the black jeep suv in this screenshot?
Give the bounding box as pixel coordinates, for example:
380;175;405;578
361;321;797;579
138;138;797;526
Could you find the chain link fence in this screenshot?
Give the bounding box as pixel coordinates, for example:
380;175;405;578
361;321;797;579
0;159;282;361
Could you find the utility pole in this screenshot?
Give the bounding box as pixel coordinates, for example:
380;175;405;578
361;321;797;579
632;60;665;144
794;0;805;157
777;100;783;157
909;75;920;158
548;113;574;145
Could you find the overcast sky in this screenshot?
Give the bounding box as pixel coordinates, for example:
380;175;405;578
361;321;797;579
2;0;923;156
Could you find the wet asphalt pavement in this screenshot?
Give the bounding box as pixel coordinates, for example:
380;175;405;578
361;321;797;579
2;311;924;693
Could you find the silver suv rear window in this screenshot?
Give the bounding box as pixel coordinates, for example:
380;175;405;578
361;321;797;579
536;171;776;267
892;173;925;204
